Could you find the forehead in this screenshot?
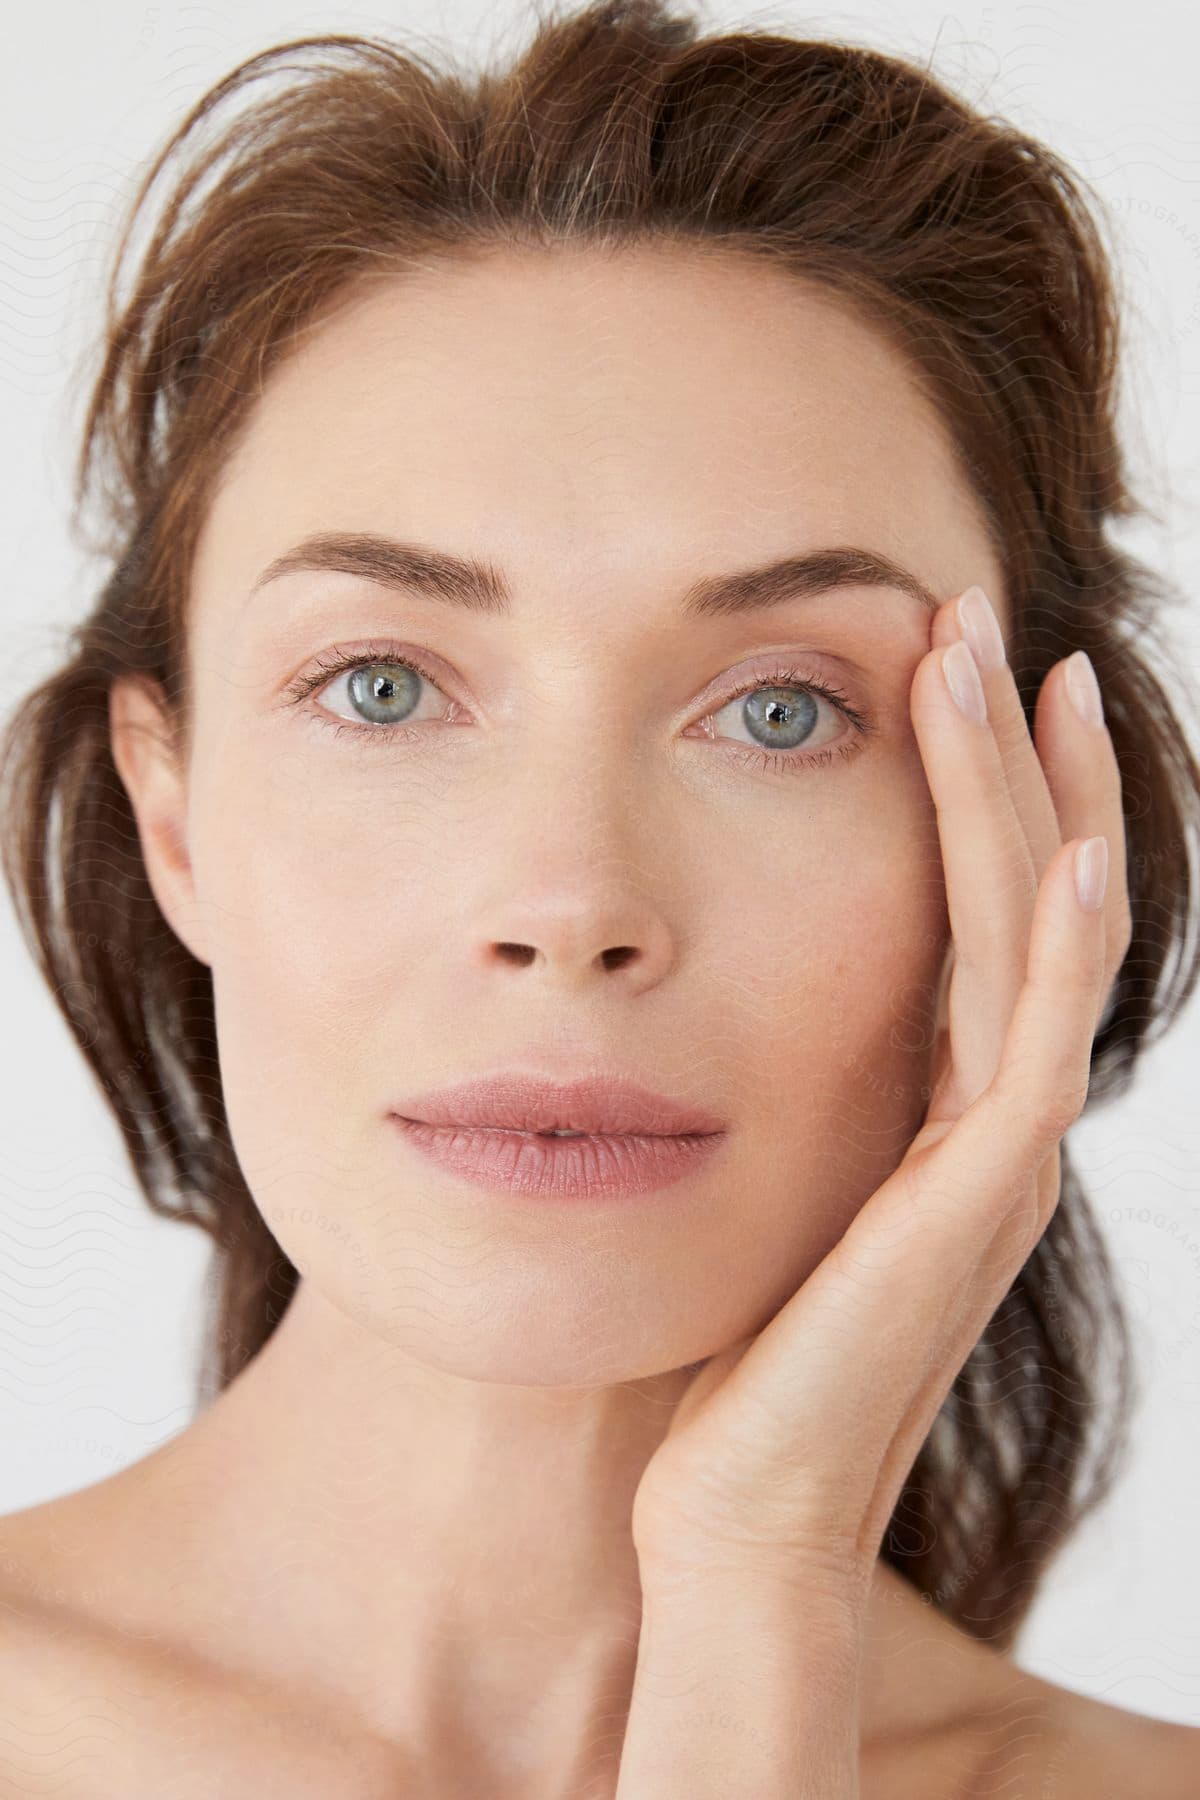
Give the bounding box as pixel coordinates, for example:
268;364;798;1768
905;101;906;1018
195;246;1000;627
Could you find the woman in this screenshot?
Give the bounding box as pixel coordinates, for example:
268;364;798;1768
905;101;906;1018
1;2;1197;1793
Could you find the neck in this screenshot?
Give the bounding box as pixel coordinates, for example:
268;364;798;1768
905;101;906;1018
42;1280;1016;1787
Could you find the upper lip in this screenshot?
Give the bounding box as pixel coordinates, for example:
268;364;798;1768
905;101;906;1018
390;1071;727;1137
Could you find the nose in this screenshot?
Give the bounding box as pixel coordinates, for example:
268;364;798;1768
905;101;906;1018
465;734;680;993
473;890;675;992
491;940;638;972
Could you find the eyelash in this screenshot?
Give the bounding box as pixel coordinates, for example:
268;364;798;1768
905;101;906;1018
281;641;876;778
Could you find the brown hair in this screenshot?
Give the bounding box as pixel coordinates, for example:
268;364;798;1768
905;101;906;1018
2;0;1198;1654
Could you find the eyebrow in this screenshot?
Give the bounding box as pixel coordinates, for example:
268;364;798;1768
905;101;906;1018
249;531;942;619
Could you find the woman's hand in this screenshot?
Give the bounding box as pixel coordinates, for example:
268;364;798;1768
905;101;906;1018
627;583;1132;1623
613;586;1131;1796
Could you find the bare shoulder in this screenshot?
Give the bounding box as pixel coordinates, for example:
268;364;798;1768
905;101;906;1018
1014;1673;1199;1799
864;1649;1200;1800
965;1664;1200;1800
0;1500;404;1799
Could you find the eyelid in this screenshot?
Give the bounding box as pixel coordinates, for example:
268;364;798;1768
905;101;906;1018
283;640;866;713
282;639;878;775
278;637;457;703
706;660;875;767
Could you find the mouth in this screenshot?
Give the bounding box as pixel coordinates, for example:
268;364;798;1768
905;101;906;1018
390;1111;728;1200
491;1126;599;1138
389;1071;727;1140
395;1121;710;1141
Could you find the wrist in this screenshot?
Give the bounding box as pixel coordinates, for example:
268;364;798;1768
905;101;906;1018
638;1550;869;1653
614;1564;864;1800
637;1565;865;1704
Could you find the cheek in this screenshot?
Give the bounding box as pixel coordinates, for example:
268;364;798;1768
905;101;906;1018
182;732;952;1368
730;811;948;1210
195;779;414;1318
191;762;440;1178
196;726;947;1122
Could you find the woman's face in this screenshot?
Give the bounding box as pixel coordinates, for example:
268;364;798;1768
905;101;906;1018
136;246;1008;1383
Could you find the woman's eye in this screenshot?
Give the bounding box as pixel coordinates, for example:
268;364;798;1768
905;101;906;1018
286;649;873;775
703;673;858;763
291;650;456;736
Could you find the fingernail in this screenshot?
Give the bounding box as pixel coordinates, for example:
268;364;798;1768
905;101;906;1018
942;639;988;725
1074;835;1109;912
956;585;1006;671
1065;651;1105;730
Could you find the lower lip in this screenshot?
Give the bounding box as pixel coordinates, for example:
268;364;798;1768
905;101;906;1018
390;1117;726;1199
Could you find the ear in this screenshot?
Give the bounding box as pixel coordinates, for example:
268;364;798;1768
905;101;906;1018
108;676;211;968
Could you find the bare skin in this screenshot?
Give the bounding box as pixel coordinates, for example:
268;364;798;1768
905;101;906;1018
3;246;1195;1795
1;1469;1196;1797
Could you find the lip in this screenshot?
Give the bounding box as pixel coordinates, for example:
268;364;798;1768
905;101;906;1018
390;1116;727;1201
389;1071;728;1138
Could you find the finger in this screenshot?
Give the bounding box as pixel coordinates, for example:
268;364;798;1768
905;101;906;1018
857;1146;1065;1566
924;582;1065;1115
730;836;1108;1488
931;586;1062;880
684;837;1108;1573
853;841;1100;1371
936;586;1131;1026
908;833;1109;1269
1033;652;1133;1020
910;623;1039;1115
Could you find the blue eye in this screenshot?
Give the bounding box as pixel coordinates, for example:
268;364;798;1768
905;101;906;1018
286;644;457;734
703;665;870;774
283;644;875;777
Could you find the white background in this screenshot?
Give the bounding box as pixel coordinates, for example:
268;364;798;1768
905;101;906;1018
2;0;1199;1727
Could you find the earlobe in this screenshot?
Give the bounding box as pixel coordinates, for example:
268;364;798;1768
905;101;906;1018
108;677;211;968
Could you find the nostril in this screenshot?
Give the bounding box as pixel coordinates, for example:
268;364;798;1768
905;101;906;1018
494;943;536;967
